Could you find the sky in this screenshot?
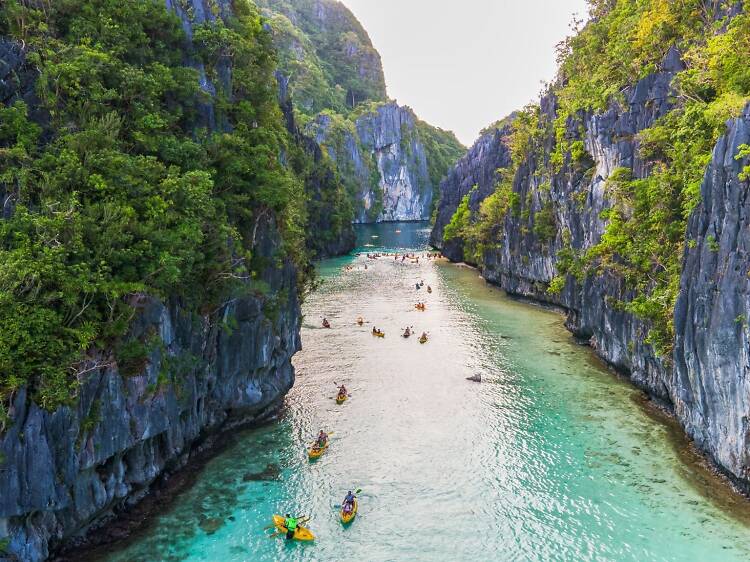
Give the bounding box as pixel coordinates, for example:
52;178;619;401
340;0;590;146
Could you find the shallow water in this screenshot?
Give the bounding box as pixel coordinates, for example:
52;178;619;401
98;222;750;562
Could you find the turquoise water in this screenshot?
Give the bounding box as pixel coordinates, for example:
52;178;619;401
97;222;750;561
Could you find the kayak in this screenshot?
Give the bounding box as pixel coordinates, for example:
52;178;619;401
373;331;385;338
419;336;428;344
308;442;328;460
336;394;347;404
271;515;315;541
341;499;358;525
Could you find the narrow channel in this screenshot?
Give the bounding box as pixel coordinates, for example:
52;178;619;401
97;222;750;562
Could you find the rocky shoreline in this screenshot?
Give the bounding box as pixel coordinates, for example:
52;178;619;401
48;400;287;562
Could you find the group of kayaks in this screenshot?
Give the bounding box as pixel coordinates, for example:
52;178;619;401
271;256;437;542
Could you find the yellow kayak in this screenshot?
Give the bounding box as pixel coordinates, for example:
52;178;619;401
341;499;358;525
419;336;428;344
271;515;315;541
372;331;385;338
308;442;328;460
336;394;347;404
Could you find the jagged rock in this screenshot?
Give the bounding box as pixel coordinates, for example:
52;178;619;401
433;62;681;398
242;462;281;482
673;103;750;486
309;102;436;223
199;517;224;535
431;55;750;490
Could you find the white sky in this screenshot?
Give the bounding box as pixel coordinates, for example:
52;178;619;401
340;0;589;146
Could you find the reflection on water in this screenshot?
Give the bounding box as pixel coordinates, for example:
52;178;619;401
97;222;750;562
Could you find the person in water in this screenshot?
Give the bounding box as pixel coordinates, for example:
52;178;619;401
343;491;356;513
284;514;299;539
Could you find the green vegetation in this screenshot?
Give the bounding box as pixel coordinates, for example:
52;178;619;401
444;0;750;357
0;0;310;411
257;2;463;221
565;0;750;356
443;193;472;243
255;0;386;117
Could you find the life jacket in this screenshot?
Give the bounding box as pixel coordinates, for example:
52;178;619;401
286;517;298;531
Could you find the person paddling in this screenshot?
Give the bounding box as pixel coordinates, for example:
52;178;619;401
322;318;331;329
316;430;328;448
284;514;300;540
343;491;356;514
402;327;412;338
338;384;347;397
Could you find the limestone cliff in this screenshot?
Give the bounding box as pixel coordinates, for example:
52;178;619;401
309;103;437;222
0;2;303;560
674;105;750;486
258;0;464;223
432;42;750;490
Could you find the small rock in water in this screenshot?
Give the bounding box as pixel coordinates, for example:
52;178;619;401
199;517;224;535
243;462;281;482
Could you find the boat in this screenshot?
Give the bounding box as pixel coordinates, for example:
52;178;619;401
308;442;328;460
340;499;358;525
271;515;315;541
336;394;347;404
419;336;428;344
372;330;385;338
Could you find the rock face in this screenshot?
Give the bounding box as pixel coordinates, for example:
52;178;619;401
0;219;300;562
434;58;683;393
0;2;304;560
310;102;435;222
431;51;750;489
431;126;512;260
673;105;750;486
258;1;464;224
